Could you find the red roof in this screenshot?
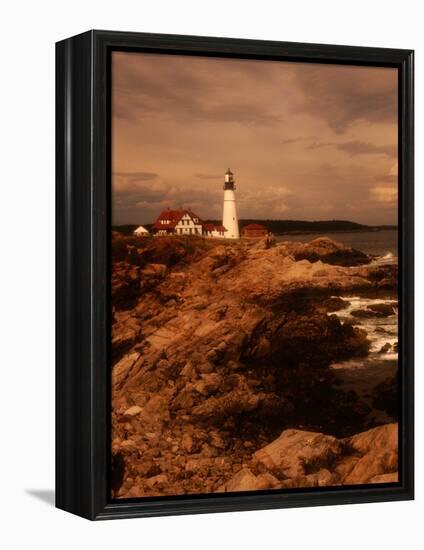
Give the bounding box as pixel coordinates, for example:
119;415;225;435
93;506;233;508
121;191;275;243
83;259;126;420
202;223;215;232
243;223;268;231
202;223;227;232
153;208;202;230
156;209;183;222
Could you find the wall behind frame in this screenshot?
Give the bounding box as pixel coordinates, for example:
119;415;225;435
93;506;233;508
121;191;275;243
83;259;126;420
0;0;421;548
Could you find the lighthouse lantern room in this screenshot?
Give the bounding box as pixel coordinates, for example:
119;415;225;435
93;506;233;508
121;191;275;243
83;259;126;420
222;168;240;239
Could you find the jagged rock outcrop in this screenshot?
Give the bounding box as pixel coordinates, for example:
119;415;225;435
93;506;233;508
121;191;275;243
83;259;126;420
219;423;398;492
372;372;398;417
252;429;343;478
110;235;398;498
279;237;371;267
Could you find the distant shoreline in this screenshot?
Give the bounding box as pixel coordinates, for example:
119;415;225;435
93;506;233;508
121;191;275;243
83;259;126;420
113;220;398;236
272;228;398;237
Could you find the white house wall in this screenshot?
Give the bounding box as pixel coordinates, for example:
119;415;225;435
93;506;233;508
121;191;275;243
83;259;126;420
175;214;203;235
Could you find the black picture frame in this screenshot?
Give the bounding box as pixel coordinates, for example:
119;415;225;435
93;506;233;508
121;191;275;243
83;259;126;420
56;30;414;520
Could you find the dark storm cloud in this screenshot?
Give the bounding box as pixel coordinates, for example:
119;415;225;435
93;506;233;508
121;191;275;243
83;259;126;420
113;172;164;198
293;64;398;134
112;53;398;225
112;173;222;225
113;54;282;126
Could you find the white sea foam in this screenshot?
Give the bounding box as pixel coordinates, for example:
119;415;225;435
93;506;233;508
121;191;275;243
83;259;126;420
329;296;398;369
370;251;398;266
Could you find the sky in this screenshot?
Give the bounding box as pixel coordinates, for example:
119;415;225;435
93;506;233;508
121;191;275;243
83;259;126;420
112;51;398;226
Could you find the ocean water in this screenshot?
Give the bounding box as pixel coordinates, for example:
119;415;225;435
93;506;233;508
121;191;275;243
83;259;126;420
276;229;398;265
328;296;398;424
275;229;398;420
330;296;398;366
275;228;399;365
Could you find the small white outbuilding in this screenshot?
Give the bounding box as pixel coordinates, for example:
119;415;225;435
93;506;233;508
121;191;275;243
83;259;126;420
133;225;150;237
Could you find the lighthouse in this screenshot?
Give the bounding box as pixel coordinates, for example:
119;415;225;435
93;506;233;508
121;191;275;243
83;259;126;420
222;168;240;239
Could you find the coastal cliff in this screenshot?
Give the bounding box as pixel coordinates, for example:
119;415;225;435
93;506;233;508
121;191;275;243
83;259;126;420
111;235;398;498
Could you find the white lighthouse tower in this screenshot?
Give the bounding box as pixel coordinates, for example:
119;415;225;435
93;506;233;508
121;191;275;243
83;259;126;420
222;168;240;239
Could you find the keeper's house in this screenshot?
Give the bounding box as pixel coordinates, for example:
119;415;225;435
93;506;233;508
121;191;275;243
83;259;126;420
153;208;203;236
152;208;227;238
242;223;269;239
202;223;227;238
133;225;150;237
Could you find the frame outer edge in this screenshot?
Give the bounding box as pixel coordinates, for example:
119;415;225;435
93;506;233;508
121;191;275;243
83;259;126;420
400;50;414;499
56;30;415;520
55;31;96;520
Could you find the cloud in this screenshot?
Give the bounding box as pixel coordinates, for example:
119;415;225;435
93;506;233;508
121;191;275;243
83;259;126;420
308;140;395;158
281;138;302;145
375;174;397;183
112;171;165;196
114;171;158;180
308;141;335;150
194;173;222;180
336;141;396;157
112;53;283;126
238;185;292;217
370;186;398;204
292;64;398;133
113;171;159;184
112;169;223;223
112;54;398;226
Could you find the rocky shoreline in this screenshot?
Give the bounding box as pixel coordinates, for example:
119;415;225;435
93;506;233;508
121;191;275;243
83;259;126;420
111;235;398;498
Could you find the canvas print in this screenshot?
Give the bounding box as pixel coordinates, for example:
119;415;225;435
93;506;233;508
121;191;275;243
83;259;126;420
110;52;399;499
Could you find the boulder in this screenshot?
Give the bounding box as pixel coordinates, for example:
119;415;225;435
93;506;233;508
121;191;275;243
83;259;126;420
112;264;143;311
145;474;169;488
112;325;140;362
286;237;370;267
194;373;222;396
181;433;194;453
185;458;213;474
369;472;398;483
346;423;398;455
171;383;197;411
123;405;143;418
321;296;350;312
351;309;376;319
343;450;398;484
378;343;392;354
219;468;262;492
139;395;170;431
112;352;143;391
119;439;138;453
270;312;370;368
192;389;262;423
253;429;342;478
342;424;398;484
139;263;167;291
179;362;196;380
303;468;334;487
255;472;281;490
367;303;396;316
